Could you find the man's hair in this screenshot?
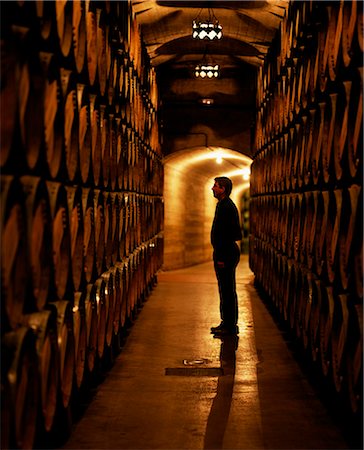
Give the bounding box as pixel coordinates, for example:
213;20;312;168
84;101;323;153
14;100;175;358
215;176;233;196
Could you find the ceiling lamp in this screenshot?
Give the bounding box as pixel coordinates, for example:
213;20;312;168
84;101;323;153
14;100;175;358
195;63;219;79
192;8;223;40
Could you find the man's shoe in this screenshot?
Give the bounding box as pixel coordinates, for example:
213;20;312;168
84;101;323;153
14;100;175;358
210;323;224;333
213;326;239;336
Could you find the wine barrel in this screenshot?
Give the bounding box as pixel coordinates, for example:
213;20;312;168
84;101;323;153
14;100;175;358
21;308;59;432
0;38;20;169
46;181;71;300
81;187;96;284
85;283;97;373
35;1;54;41
21;176;53;311
303;108;316;186
101;270;115;348
41;53;64;180
18;51;45;171
72;0;86;74
305;190;317;270
327;2;343;82
65;185;84;291
331;293;349;392
2;327;39;450
55;0;73;57
318;15;329;93
109;114;118;191
100;105;110;188
1;176;29;331
334;81;351;181
321;92;338;184
61;68;79;183
116;119;125;190
319;285;334;377
314;191;329;276
90;94;102;187
346;303;363;413
96;8;108;96
312;102;326;185
93;189;105;277
110;265;122;335
50;300;75;409
73;291;86;389
85;0;98;85
347;67;363;179
110;192;120;264
326;189;343;284
342;0;357;67
94;277;106;359
310;279;323;362
125;194;131;256
103;191;113;270
297;115;308;189
339;185;361;290
77;84;92;184
301;270;316;350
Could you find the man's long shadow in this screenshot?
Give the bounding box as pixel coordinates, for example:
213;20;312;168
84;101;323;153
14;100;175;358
204;334;239;449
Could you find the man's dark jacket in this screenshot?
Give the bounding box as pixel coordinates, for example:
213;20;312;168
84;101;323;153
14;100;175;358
211;196;242;261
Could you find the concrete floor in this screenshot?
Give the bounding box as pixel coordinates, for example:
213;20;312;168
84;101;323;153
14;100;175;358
62;256;352;450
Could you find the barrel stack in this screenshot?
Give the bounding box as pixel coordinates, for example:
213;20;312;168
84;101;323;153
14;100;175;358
1;2;164;449
250;0;363;415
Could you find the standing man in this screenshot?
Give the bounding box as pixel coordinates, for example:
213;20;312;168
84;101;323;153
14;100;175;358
210;176;242;336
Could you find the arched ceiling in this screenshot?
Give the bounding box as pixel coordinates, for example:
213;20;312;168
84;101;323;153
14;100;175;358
132;1;288;160
132;0;288;68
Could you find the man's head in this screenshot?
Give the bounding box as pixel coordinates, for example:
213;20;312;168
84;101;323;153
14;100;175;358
212;176;233;200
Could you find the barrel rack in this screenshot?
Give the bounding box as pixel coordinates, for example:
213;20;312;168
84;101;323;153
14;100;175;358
250;0;363;416
1;2;164;448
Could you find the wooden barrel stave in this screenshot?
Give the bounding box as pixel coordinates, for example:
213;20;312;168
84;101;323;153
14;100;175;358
314;191;329;276
89;94;102;187
81;187;95;284
94;277;106;359
46;181;71;300
72;0;86;74
101;270;115;348
73;291;86;389
342;0;357;67
55;0;73;57
21;176;53;311
333;81;351;181
21;308;59;432
61;69;79;183
1;176;29;331
85;1;98;85
50;300;74;409
77;84;92;184
326;189;343;284
331;293;349;392
339;184;361;290
319;285;335;377
93;189;105;277
2;327;39;450
41;53;64;180
322;93;338;184
65;185;84;291
345;303;363;413
310;279;322;361
348;67;363;179
110;265;122;335
18;52;45;171
84;283;97;373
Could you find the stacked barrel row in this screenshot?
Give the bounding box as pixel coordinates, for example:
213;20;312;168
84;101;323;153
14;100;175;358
1;1;164;449
250;0;363;415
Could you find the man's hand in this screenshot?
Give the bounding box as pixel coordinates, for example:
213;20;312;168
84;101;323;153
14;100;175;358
216;261;225;268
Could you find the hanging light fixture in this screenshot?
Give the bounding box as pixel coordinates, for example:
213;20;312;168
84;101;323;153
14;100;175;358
195;46;220;79
192;8;223;40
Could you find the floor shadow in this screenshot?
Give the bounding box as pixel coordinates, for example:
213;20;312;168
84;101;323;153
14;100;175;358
204;334;239;449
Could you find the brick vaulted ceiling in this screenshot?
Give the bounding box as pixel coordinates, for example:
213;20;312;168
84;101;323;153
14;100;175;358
132;0;288;158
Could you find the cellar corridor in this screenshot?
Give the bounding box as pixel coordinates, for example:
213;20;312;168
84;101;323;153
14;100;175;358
60;257;357;450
